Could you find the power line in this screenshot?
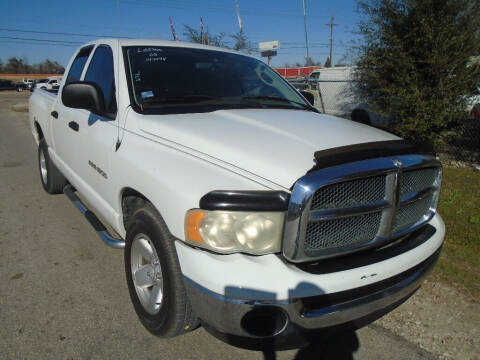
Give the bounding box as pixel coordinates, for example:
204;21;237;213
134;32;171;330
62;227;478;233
0;36;83;45
0;39;79;47
0;27;131;39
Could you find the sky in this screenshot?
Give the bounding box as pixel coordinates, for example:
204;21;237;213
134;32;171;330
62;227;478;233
0;0;361;68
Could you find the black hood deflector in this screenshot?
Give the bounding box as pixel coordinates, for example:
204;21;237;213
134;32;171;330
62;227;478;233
308;140;434;174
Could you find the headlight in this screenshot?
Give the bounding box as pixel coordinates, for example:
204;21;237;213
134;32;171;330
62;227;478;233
185;209;284;255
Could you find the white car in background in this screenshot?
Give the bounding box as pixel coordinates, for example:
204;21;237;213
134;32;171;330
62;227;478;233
309;67;390;128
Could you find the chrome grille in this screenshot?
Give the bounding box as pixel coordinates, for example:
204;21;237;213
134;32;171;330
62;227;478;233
304;212;382;254
311;176;386;210
283;154;442;263
393;195;433;233
400;168;438;196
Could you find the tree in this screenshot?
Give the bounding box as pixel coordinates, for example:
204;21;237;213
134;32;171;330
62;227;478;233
4;57;23;73
0;59;3;73
305;57;321;66
1;57;64;74
183;25;227;48
231;29;250;52
324;57;331;68
355;0;480;144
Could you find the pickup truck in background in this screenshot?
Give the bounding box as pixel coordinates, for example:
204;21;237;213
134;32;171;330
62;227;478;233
29;39;445;350
15;78;34;92
33;77;61;91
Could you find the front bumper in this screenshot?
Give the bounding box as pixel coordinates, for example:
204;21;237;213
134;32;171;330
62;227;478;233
184;244;440;349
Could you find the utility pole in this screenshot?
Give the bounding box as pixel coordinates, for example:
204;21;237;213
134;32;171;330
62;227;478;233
326;15;338;67
302;0;309;60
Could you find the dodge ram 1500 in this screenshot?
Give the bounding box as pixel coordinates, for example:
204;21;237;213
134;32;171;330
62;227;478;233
29;38;445;349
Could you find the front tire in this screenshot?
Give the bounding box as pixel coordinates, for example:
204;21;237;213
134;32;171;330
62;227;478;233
125;202;198;337
38;139;67;194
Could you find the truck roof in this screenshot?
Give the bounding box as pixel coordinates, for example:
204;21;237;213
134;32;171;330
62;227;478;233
83;38;253;58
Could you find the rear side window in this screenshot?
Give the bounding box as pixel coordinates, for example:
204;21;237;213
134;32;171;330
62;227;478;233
65;46;93;84
84;45;117;115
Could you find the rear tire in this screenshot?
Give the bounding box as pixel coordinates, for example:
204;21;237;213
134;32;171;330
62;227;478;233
351;109;371;125
38;139;68;194
124;202;199;337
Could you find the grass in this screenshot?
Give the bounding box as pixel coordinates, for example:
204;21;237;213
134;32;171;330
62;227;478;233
433;165;480;300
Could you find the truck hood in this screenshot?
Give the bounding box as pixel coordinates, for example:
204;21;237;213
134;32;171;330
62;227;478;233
137;109;399;189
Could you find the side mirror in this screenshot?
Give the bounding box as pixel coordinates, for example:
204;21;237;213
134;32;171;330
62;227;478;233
62;82;105;115
300;90;315;106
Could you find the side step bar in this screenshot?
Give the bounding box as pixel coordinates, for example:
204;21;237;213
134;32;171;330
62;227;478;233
63;184;125;249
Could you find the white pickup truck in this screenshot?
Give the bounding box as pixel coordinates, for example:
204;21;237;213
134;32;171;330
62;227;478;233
34;78;61;91
29;39;445;350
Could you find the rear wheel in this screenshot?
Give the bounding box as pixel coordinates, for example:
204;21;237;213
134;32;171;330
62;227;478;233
38;139;67;194
125;202;199;337
351;109;371;125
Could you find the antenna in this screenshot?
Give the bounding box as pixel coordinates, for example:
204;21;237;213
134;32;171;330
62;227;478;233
326;15;338;66
235;0;243;31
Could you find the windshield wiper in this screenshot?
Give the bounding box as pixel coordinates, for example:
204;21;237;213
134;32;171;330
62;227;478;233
241;96;317;112
141;94;222;106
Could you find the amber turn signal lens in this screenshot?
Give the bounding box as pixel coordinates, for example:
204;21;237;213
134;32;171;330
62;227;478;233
186;211;205;243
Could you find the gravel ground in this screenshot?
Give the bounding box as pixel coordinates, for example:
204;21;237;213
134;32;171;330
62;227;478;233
376;279;480;360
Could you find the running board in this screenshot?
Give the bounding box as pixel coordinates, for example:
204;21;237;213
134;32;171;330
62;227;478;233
63;184;125;249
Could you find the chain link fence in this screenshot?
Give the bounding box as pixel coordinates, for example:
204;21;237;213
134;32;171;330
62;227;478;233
287;77;479;163
437;120;480;162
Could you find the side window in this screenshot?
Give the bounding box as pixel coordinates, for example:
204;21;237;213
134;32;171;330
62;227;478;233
84;45;117;115
65;46;93;84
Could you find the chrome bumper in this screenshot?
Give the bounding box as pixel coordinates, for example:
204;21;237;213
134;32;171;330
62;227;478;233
184;246;441;348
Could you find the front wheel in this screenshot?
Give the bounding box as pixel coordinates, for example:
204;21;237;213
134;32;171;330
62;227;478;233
124;202;198;337
16;87;23;92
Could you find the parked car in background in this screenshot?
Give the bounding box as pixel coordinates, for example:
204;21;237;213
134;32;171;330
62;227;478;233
14;78;34;92
34;78;60;91
308;67;390;128
31;79;48;91
0;79;16;91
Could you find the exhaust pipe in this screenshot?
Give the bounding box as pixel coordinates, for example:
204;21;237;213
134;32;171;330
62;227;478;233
63;184;125;249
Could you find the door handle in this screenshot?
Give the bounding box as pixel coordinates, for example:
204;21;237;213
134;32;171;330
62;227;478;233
51;111;58;119
68;121;79;132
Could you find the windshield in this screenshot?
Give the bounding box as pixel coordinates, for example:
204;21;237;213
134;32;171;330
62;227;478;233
123;46;313;114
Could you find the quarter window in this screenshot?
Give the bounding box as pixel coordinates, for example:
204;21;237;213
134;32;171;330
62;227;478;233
65;46;93;84
84;45;117;116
